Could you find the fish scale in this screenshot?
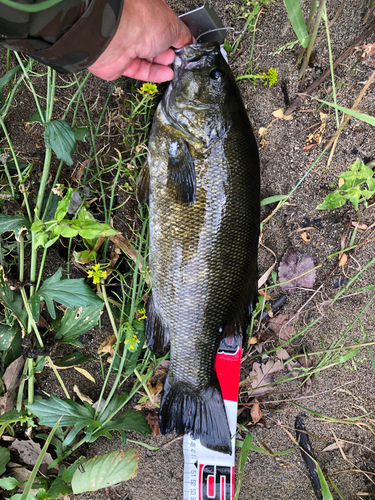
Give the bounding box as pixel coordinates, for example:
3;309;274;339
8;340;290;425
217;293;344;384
137;42;260;454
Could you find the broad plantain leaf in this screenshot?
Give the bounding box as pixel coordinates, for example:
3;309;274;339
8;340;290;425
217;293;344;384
44;120;76;166
0;266;27;328
0;214;31;238
0;323;19;350
0;446;10;475
71;450;138;494
29;267;102;322
26;395;99;446
54;304;103;347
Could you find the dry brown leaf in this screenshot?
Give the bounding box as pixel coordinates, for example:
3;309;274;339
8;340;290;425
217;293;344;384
278;248;316;293
258;127;268;137
358;43;375;68
7;462;39;493
338;253;347;267
250;400;263;425
0;356;24;415
303;143;317;151
248;359;283;396
301;231;311;242
10;439;53;466
147;367;168;395
73;385;93;404
98;334;116;362
248;337;258;345
351;221;368;231
322;440;349;452
272;108;284;118
145;412;160;436
268;312;296;341
318;299;333;316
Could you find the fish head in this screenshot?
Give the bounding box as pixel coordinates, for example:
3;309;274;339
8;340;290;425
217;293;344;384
162;43;240;148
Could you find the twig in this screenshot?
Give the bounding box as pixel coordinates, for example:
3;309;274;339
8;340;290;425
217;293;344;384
285;23;375;116
325;69;375;156
158;435;184;450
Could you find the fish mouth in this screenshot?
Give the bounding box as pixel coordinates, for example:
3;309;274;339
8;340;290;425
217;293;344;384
174;42;221;71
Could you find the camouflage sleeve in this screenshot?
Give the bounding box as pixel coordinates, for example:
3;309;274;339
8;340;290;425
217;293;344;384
0;0;123;73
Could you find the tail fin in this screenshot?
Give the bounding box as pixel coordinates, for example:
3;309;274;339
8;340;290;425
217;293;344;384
159;376;232;455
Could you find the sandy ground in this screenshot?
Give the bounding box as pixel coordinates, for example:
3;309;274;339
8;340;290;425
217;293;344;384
1;0;375;499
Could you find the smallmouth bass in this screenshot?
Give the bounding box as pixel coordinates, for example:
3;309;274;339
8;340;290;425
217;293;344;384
137;43;260;454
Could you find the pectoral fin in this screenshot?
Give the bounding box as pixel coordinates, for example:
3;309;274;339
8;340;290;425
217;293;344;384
136;161;150;205
167;139;196;204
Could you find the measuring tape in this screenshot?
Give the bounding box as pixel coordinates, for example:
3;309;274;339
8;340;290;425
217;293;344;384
183;335;242;500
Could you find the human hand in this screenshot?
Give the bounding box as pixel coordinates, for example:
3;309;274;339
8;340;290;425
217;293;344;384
88;0;193;82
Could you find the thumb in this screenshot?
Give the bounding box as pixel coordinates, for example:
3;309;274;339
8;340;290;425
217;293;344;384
171;18;194;49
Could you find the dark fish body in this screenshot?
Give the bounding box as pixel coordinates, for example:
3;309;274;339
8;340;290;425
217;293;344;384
137;43;260;454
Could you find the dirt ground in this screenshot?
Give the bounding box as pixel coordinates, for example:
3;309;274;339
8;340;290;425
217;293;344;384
2;0;375;499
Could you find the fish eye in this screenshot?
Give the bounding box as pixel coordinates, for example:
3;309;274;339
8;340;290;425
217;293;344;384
210;68;224;81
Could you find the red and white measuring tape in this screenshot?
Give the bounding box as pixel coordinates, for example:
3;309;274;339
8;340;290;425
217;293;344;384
183;335;242;500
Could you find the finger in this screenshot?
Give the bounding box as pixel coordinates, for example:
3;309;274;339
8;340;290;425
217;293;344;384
153;48;175;66
124;58;174;83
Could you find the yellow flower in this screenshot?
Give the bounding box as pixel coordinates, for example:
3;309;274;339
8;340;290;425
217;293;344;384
87;263;107;284
125;334;140;351
137;307;147;320
139;82;158;96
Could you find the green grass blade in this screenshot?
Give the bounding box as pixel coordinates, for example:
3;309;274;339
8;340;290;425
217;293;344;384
328;476;347;500
316;461;334;500
310;97;375;126
261;194;288;206
20;418;60;500
284;0;310;47
234;433;253;500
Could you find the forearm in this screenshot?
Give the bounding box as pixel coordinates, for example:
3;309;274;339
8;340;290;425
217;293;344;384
0;0;123;73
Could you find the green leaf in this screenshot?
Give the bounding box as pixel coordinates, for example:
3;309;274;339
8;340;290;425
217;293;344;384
0;323;18;350
0;477;20;490
54;304;103;347
70;220;118;239
44;120;76;166
60;458;87;483
366;177;375;192
98;409;150;438
3;327;22;366
58;222;79;238
260;194;288;206
54;352;91;367
72;126;89;142
0;409;22;425
27;108;46;124
71;450;138;494
0;266;27;328
0;65;21;105
0;214;31;238
54;188;73;222
317;191;346;210
0;446;10;475
284;0;309;47
29;267;102;322
46;479;72;499
9;495;35;500
345;186;362;211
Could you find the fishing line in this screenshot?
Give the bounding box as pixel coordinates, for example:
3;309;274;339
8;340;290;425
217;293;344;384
195;27;234;43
